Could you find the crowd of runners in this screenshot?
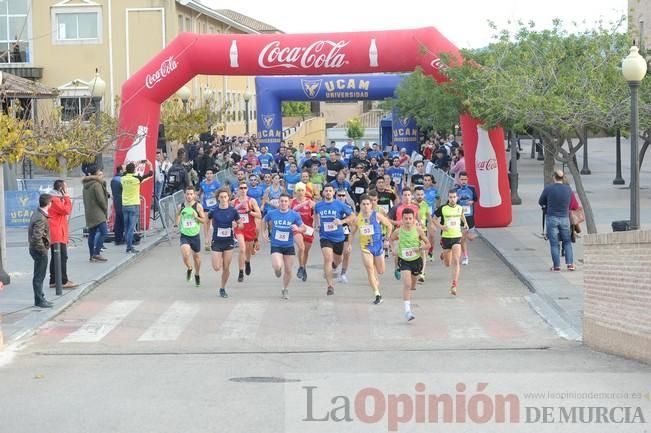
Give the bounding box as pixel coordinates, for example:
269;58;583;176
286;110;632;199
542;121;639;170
169;136;478;321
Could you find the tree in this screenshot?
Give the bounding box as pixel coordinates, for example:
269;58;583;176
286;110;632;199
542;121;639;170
396;18;630;234
346;117;364;142
282;101;311;117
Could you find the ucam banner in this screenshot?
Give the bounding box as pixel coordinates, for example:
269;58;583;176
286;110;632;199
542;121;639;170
256;74;407;153
5;191;40;228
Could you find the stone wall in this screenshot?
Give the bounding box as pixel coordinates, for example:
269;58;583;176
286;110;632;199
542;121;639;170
583;230;651;364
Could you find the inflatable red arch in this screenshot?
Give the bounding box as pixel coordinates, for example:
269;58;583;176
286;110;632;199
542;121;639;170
115;27;511;228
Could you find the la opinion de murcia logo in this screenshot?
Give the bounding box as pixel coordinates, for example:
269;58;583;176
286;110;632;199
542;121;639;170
145;57;178;89
258;40;350;69
301;79;323;99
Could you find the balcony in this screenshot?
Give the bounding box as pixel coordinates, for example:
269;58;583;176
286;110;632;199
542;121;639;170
0;65;43;79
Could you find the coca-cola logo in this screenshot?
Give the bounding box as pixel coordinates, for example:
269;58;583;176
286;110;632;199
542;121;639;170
258;40;350;69
145;56;178;89
476;158;498;171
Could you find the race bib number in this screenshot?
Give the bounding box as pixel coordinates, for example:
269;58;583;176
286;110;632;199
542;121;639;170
240;214;249;224
205;197;217;208
343;225;350;235
393;176;402;185
327;170;337;178
270;199;279;207
448;217;461;229
262;163;269;169
402;247;419;259
379;204;390;213
287;183;295;191
462;205;473;216
354;187;365;195
274;231;289;242
324;222;337;232
304;225;314;236
183;219;197;229
360;225;374;236
217;227;231;237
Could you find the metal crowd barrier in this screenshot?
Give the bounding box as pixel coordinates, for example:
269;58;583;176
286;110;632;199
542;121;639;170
431;168;456;200
214;166;237;189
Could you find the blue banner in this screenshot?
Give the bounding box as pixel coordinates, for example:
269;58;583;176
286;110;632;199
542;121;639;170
5;190;40;228
255;74;407;153
391;109;419;154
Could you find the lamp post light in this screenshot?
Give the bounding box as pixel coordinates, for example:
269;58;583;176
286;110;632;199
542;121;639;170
177;85;191;112
622;45;647;230
243;87;251;136
204;87;214;129
613;128;625;185
89;69;106;171
580;127;591;175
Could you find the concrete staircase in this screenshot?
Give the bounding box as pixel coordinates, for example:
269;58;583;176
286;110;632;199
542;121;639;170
327;109;388;144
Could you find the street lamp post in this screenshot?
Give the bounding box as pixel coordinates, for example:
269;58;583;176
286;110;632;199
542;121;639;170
177;86;191;112
622;45;647;230
89;69;106;171
243;87;251;136
613;128;625;185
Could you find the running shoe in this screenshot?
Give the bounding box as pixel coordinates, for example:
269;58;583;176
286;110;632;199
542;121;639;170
234;238;239;249
238;270;244;282
301;268;307;282
394;269;401;280
450;280;457;296
219;288;228;298
204;245;211;252
417;274;425;284
194;274;200;287
186;268;192;282
297;267;304;280
245;261;251;276
337;273;349;284
281;288;289;300
326;286;334;296
461;256;469;265
428;253;433;262
274;268;282;278
373;295;383;305
405;311;415;321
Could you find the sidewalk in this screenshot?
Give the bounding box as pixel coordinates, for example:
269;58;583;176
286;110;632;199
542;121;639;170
0;180;166;347
479;136;651;341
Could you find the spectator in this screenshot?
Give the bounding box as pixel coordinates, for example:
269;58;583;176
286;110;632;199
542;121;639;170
111;165;125;245
538;170;575;272
450;148;466;182
121;160;153;253
48;179;76;289
29;193;53;308
83;166;109;262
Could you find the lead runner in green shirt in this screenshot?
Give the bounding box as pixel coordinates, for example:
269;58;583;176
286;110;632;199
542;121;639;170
176;187;206;287
433;189;468;296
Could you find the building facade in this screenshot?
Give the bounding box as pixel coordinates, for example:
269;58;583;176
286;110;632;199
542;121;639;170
0;0;281;135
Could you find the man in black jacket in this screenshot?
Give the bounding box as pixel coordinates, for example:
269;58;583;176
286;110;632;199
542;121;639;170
111;165;125;245
28;194;53;308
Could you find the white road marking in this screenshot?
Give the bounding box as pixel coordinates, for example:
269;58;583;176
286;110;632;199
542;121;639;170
138;301;200;342
220;302;265;339
62;300;142;343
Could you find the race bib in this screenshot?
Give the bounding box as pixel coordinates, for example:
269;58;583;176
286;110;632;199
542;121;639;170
343;225;350;235
392;176;402;185
304;225;315;236
240;214;249;224
183;219;197;229
379;204;390;213
448;217;461;228
402;247;419;259
360;225;374;236
270;199;279;207
205;197;217;207
324;222;337;232
274;231;289;242
327;170;337;177
262;163;269;169
462;205;473;216
217;227;231;237
287;183;295;191
354;187;365;195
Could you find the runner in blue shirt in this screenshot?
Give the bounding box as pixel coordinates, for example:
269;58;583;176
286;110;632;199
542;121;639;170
246;175;265;207
314;184;356;296
263;174;284;216
386;158;406;194
456;172;479;265
340;139;355;164
284;163;301;197
422;174;440;261
257;146;275;174
329;170;351;192
263;193;304;299
198;168;221;251
208;188;243;298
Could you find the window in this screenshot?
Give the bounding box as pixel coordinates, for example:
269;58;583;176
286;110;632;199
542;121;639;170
60;97;93;122
177;14;183;32
52;7;102;44
185;17;190;32
0;0;30;64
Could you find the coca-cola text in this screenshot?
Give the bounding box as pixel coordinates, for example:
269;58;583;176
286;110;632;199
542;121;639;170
258;40;350;69
145;57;178;89
476;158;498;171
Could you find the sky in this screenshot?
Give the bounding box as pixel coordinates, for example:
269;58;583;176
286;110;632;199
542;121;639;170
203;0;628;48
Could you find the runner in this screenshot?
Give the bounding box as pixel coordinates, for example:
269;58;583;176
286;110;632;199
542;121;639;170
176;187;206;287
389;208;430;321
336;189;355;283
349;195;393;304
374;176;399;215
284;162;301;197
387;188;420;280
198;168;221;251
263;193;305;299
233;182;262;283
433;189;468;296
456;172;478;265
314;184;356;296
422;174;440;261
291;183;316;282
414;187;434;283
209;188;243;298
262;173;284;216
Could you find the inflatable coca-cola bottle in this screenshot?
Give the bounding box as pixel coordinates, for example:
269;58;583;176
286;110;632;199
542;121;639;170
459;114;512;227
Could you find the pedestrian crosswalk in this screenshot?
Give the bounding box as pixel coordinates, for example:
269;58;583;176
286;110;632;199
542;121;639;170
36;296;556;349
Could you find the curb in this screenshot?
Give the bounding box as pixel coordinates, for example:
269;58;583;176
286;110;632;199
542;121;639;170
3;231;167;347
477;230;582;342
